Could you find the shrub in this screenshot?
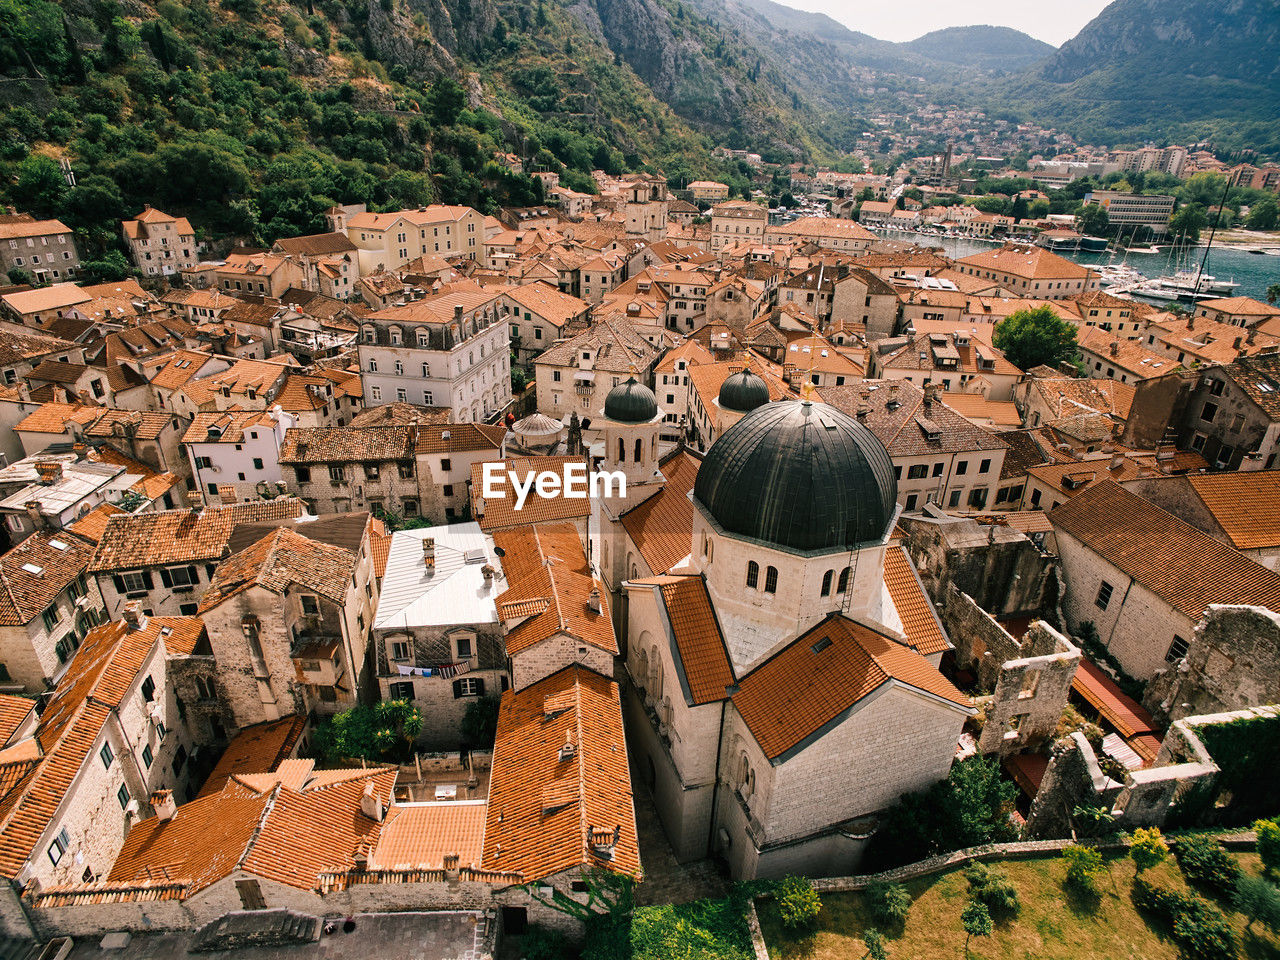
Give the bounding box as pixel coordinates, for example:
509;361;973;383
963;862;1020;920
1172;898;1238;960
774;875;822;929
862;927;888;960
519;924;566;960
1062;845;1103;898
1256;817;1280;877
1172;835;1241;898
1234;873;1280;934
1129;827;1169;873
866;881;912;928
960;900;993;953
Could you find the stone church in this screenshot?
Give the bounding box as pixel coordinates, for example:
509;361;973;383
592;370;974;879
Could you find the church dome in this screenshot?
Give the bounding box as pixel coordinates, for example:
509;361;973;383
603;377;658;423
694;399;897;552
717;369;770;413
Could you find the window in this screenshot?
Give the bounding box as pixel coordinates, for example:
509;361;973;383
42;605;59;633
295;466;311;483
117;784;131;810
404;499;420;515
1166;635;1189;663
1200;401;1218;423
141;675;156;702
455;635;473;659
162;566;197;588
172;745;187;776
906;464;928;480
452;677;485;698
252;457;264;470
764;566;778;594
948;488;962;508
955;460;968;475
391;641;410;661
905;494;918;510
389;681;414;700
365;464;381;480
116;570;152;595
328;465;344;483
1209;378;1225;397
979;459;991;474
141;744;153;769
820;570;833;596
100;742;114;769
398;462;414;480
746;561;759;589
300;595;320;616
837;566;851;593
48;829;71;865
932;462;944;477
1095;581;1114;610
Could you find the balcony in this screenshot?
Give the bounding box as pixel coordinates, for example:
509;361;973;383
291;635;345;686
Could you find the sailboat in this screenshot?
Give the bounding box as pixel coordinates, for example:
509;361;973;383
1128;183;1239;304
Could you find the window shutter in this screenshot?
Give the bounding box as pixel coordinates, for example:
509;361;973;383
187;566;199;584
112;575;126;594
473;678;485;697
452;679;463;699
141;571;154;590
159;568;172;588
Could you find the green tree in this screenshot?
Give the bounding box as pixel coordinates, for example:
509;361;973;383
311;700;423;763
1169;204;1209;243
6;268;33;286
1268;284;1280;305
1075;202;1110;237
775;875;822;929
993;305;1079;372
1129;827;1169;872
1062;844;1103;899
12;154;68;218
460;694;500;749
960;900;992;956
964;862;1019;920
1256;817;1280;876
862;928;888;960
1234;874;1280;934
1247;198;1279;231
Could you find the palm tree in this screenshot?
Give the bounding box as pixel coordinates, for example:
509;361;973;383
1267;283;1280;305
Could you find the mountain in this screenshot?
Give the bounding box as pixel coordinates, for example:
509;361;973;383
989;0;1280;151
904;26;1054;74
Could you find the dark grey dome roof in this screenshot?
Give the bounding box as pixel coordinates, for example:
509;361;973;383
604;377;658;423
718;369;770;413
694;399;897;552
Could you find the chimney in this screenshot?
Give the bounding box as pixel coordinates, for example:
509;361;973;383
1233;336;1243;350
122;601;146;631
481;564;496;582
150;789;176;822
1110;453;1125;471
24;501;43;530
587;586;601;614
72;442;86;458
558;730;577;762
422;537;436;570
34;461;63;485
360;781;384;822
1109;341;1119;357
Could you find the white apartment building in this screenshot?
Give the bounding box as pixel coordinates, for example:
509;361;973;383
337;205;485;274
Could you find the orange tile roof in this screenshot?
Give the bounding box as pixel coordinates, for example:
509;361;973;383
15;402;100;435
651;576;734;705
492;524;616;657
369;519;392;579
732;616;971;761
1184;470;1280;550
0;696;34;745
620;451;699;575
470;456;592;531
197;716;306;798
143;350;218;392
883;546;951;657
482;665;640;881
199;527;356;611
957;244;1093;280
1072;658;1161;741
67;503;126;544
1050;480;1280;620
0;532;95;627
415;422;506;455
90;499;306;572
376;801;487;869
0;616;203;878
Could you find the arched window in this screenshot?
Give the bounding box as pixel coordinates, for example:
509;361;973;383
634;437;643;462
618;438;625;462
837;566;851;593
764;566;778;593
746;561;759;589
821;570;833;596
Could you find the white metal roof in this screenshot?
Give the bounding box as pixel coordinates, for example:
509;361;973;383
374;522;501;631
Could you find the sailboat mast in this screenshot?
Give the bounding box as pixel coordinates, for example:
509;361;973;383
1194;175;1233;295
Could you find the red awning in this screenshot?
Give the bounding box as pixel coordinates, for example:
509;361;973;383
1072;659;1162;762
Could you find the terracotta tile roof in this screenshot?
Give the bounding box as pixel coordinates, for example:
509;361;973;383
883;546;950;657
143;351;217;391
620;451;700;575
376;801;487;869
1050;480;1280;619
503;282;590;327
533;317;658;373
1184;470;1280;550
732;615;971;761
199;528;357;611
197;716;306;798
1026;376;1136;421
67;503;127;545
25;359;87;385
0;696;34;744
0;532;95;626
89;499;306;572
876;330;1023;378
279;426;414;464
415;423;506;455
957;245;1093;280
0;616;202;878
651;576;734;705
0;330;77;366
1076;326;1181;378
1215;353;1280;420
15;402;100;435
350;403;452;428
939;392;1023;428
369;518;392;579
1;283;89;318
181;410;275;444
770;216;876;241
482;665;640;881
272;233;357;257
819;380;1005;457
84;410;172;442
0;218;72;241
470;456;592;531
492;524;616;657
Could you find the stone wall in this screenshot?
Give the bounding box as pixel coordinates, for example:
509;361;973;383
939;586;1061;690
1143;605;1280;725
978;624;1081;756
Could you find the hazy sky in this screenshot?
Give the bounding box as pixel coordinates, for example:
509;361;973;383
774;0;1115;47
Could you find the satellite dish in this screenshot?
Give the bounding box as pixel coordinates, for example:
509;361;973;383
493;546;506;558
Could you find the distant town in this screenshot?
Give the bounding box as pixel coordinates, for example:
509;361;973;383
0;94;1277;960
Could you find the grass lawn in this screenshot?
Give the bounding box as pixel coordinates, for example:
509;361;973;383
758;852;1280;960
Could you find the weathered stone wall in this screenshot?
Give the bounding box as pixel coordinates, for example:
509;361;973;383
978;625;1081;756
939;586;1061;690
1143;605;1280;725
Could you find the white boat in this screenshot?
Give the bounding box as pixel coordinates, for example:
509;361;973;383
1095;264;1147;288
1128;270;1239;303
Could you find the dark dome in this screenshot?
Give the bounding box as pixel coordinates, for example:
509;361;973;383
694;399;897;552
717;369;770;413
604;377;658;423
